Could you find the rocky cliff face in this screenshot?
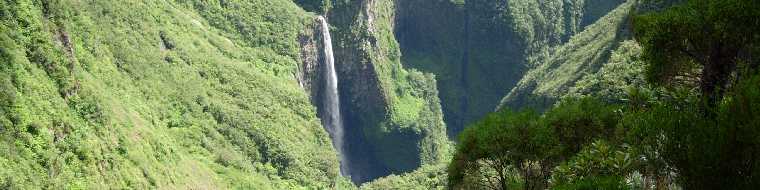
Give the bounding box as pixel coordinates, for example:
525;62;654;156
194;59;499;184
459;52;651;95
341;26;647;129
309;0;451;184
297;20;323;106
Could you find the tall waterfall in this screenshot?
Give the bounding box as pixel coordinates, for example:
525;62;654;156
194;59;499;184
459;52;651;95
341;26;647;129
317;16;349;177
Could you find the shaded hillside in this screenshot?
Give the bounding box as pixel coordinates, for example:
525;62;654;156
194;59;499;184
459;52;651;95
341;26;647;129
0;0;348;188
394;0;626;136
500;1;636;111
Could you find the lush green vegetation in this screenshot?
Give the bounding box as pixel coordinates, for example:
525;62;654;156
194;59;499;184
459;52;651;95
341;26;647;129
0;0;350;188
634;0;760;105
452;77;760;189
502;1;635;111
0;0;454;187
449;98;623;189
566;40;647;102
360;163;449;190
4;0;756;189
319;0;627;184
325;0;452;183
450;0;760;189
397;0;626;135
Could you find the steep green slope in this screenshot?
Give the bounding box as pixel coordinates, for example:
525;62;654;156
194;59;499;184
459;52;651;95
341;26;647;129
394;0;626;136
565;40;646;101
500;1;636;110
0;0;347;188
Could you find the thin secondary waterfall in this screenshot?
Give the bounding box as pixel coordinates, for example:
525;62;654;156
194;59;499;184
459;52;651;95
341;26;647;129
317;16;349;177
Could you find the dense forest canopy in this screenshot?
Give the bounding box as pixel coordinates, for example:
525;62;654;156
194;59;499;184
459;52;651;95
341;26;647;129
450;0;760;189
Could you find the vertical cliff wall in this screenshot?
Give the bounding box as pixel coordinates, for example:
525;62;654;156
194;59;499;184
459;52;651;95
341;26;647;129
324;0;451;184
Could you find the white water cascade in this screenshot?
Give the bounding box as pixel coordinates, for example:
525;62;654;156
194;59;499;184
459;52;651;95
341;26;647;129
317;16;349;177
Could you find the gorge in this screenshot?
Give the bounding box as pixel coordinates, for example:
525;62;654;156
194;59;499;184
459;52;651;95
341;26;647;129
5;0;756;189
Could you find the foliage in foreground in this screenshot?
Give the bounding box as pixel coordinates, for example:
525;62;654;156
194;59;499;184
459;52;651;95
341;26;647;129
634;0;760;104
621;71;760;189
451;1;760;189
451;74;760;189
449;98;626;190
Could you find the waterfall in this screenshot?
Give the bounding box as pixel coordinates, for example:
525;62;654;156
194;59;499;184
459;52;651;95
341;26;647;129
317;16;349;177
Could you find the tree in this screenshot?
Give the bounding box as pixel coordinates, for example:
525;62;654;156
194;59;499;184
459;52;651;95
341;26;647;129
550;140;636;189
631;1;760;188
634;0;760;105
620;71;760;189
448;98;623;189
543;98;623;158
448;109;556;190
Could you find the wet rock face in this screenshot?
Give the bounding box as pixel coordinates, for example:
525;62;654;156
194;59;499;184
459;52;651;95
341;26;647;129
297;1;401;183
329;1;397;183
298;24;321;100
315;0;448;184
298;19;328;110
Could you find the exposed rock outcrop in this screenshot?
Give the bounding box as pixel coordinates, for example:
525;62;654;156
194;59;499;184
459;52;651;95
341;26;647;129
298;17;326;110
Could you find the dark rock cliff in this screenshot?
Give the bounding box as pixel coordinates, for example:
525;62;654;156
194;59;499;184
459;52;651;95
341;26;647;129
298;19;323;107
298;0;450;184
